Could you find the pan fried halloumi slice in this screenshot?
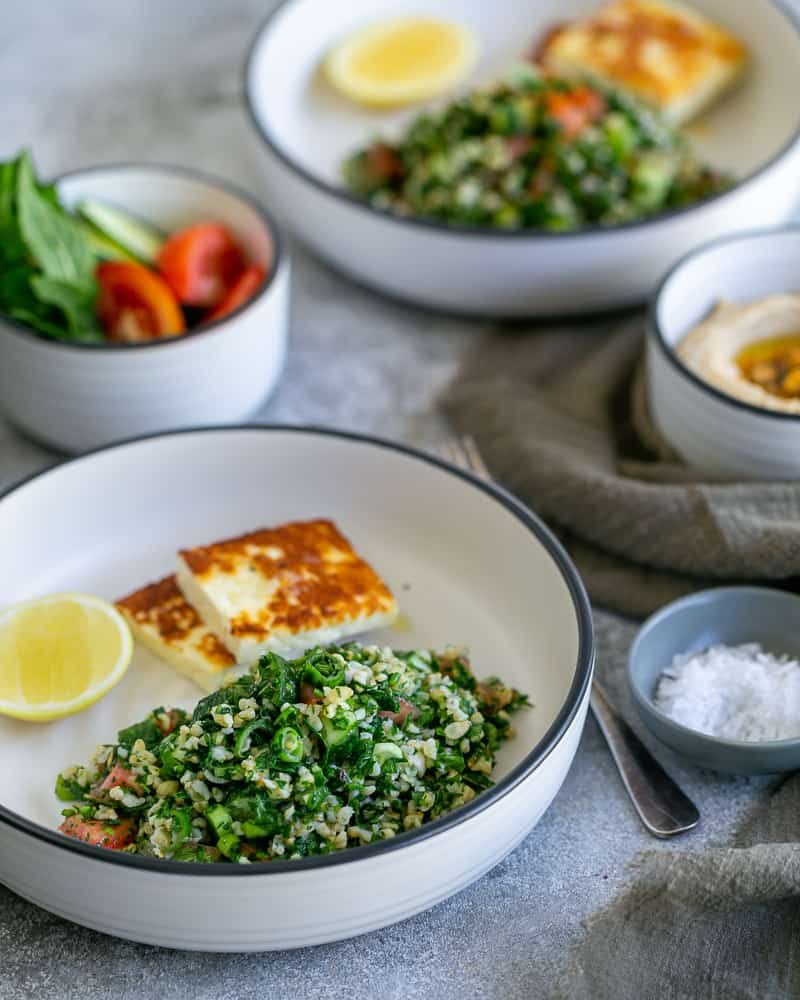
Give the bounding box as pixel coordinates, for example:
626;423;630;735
175;519;398;662
116;576;242;693
539;0;747;125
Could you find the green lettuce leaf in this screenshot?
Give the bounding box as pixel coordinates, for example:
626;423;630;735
16;151;95;291
30;275;102;342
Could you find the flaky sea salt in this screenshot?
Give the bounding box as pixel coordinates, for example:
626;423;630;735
653;643;800;742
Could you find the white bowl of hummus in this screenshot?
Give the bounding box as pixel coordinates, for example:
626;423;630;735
648;227;800;480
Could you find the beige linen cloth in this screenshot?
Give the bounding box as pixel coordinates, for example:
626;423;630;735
441;322;800;619
554;772;800;999
445;325;800;997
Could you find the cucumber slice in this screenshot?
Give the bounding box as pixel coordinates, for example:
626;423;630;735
77;200;165;265
77;219;137;262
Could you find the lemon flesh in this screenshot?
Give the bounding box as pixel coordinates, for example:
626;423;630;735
325;17;478;108
0;593;133;721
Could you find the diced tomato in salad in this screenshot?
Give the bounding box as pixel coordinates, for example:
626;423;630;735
59;814;137;850
157;708;186;736
545;85;605;139
506;136;534;161
299;680;322;705
365;142;405;185
378;699;419;726
92;764;143;798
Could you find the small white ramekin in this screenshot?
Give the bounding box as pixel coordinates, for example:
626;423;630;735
647;227;800;481
0;164;289;454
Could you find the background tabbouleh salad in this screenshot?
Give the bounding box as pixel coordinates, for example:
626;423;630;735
56;642;528;863
344;68;730;231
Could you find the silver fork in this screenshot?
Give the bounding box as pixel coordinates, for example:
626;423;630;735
437;435;700;839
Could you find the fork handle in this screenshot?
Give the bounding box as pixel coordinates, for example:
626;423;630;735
590;680;699;838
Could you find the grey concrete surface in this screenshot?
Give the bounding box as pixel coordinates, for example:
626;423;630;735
0;2;785;997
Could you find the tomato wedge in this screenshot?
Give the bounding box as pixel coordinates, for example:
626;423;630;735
96;261;185;343
157;223;246;308
59;814;137;850
203;265;266;324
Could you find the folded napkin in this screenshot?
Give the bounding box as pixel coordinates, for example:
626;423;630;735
441;323;800;618
556;768;800;999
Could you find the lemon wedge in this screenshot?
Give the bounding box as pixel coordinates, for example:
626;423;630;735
324;17;478;108
0;593;133;722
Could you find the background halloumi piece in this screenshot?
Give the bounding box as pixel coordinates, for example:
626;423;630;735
539;0;747;125
175;519;398;662
116;575;243;693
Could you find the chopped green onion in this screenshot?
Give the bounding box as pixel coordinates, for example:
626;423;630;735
234;718;271;757
55;774;85;802
272;726;303;764
242;821;270;839
216;832;240;860
206;804;233;837
302;650;346;689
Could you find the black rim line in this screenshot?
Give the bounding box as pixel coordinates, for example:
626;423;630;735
243;0;800;242
2;162;285;353
647;223;800;424
0;424;595;877
629;585;800;749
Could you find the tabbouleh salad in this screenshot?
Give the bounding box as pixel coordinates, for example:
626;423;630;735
343;68;730;231
56;642;527;863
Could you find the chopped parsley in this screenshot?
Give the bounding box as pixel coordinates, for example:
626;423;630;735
55;643;527;863
343;68;730;231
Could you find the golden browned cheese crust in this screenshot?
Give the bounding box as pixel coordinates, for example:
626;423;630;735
116;575;235;667
178;519;396;643
540;0;746;105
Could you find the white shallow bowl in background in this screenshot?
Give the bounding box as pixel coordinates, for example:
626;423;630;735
0;165;289;454
0;427;593;951
245;0;800;318
648;226;800;480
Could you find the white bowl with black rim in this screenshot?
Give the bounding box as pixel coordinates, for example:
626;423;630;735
0;426;593;951
648;226;800;480
244;0;800;319
0;165;289;455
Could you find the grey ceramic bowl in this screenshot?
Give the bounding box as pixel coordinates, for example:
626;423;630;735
628;587;800;774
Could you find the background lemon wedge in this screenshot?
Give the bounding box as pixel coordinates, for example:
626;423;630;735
0;593;133;722
325;17;478;108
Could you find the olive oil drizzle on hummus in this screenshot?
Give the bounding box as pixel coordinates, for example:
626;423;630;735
736;334;800;399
